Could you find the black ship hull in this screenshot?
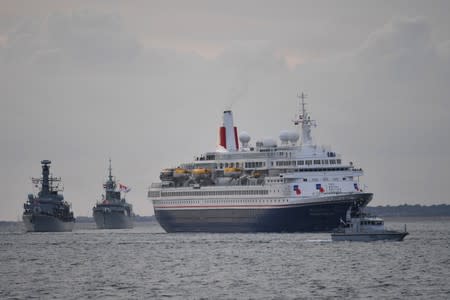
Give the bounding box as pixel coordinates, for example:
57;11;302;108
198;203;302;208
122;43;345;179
154;193;373;233
22;214;75;232
93;210;134;229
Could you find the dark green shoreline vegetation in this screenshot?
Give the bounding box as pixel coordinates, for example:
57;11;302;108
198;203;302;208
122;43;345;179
365;204;450;217
75;215;156;223
3;205;450;223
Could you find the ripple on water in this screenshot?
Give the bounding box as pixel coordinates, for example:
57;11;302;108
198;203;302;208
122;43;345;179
0;220;450;299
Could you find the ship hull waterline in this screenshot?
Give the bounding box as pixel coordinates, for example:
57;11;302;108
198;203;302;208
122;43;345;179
22;214;75;232
331;231;409;242
154;193;373;233
93;210;134;229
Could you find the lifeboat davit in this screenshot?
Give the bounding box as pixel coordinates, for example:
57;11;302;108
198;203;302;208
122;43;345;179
252;171;261;178
223;167;242;177
160;168;174;180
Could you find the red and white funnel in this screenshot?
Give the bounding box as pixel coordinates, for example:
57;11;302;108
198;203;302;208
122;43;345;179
219;110;239;151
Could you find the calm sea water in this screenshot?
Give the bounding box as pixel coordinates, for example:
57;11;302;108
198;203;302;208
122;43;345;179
0;218;449;299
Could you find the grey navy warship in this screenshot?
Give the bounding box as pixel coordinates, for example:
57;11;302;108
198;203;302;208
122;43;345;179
93;160;134;229
23;160;75;232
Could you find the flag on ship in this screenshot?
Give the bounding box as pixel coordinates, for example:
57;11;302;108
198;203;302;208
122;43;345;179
119;183;131;193
293;185;301;195
316;183;325;193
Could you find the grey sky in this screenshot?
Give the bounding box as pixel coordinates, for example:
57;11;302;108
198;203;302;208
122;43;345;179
1;1;449;220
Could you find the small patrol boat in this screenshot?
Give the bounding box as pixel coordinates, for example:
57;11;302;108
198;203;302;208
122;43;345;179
92;159;134;229
23;160;75;232
331;210;408;242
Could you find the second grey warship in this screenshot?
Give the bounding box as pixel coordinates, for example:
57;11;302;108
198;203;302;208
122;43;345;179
23;160;75;232
92;160;134;229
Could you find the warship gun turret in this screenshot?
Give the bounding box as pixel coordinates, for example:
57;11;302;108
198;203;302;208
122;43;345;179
23;160;75;232
93;160;134;229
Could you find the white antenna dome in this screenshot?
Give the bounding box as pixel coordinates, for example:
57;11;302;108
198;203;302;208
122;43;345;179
262;137;277;147
279;130;290;145
239;131;251;144
288;131;300;144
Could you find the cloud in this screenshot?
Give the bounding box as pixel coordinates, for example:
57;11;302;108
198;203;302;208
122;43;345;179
355;17;440;80
277;16;450;206
0;11;142;74
1;10;450;220
46;11;141;65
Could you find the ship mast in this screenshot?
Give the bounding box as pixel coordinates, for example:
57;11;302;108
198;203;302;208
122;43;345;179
293;92;316;145
105;158;116;192
108;158;113;182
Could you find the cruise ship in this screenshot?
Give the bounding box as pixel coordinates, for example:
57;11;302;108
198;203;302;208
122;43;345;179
148;94;373;233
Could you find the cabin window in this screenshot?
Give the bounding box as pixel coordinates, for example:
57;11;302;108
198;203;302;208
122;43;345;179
337;159;341;164
314;160;321;165
298;160;304;165
305;160;312;165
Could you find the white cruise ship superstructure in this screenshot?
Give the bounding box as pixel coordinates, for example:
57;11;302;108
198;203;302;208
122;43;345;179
148;94;373;232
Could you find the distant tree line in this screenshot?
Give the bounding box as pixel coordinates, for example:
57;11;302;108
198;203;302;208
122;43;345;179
365;204;450;217
75;215;156;223
5;205;450;223
68;205;450;222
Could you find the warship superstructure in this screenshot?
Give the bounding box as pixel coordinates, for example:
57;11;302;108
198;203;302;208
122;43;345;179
93;160;134;229
23;160;75;232
148;94;373;233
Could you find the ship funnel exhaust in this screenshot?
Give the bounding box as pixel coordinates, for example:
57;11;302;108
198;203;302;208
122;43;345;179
219;110;239;151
